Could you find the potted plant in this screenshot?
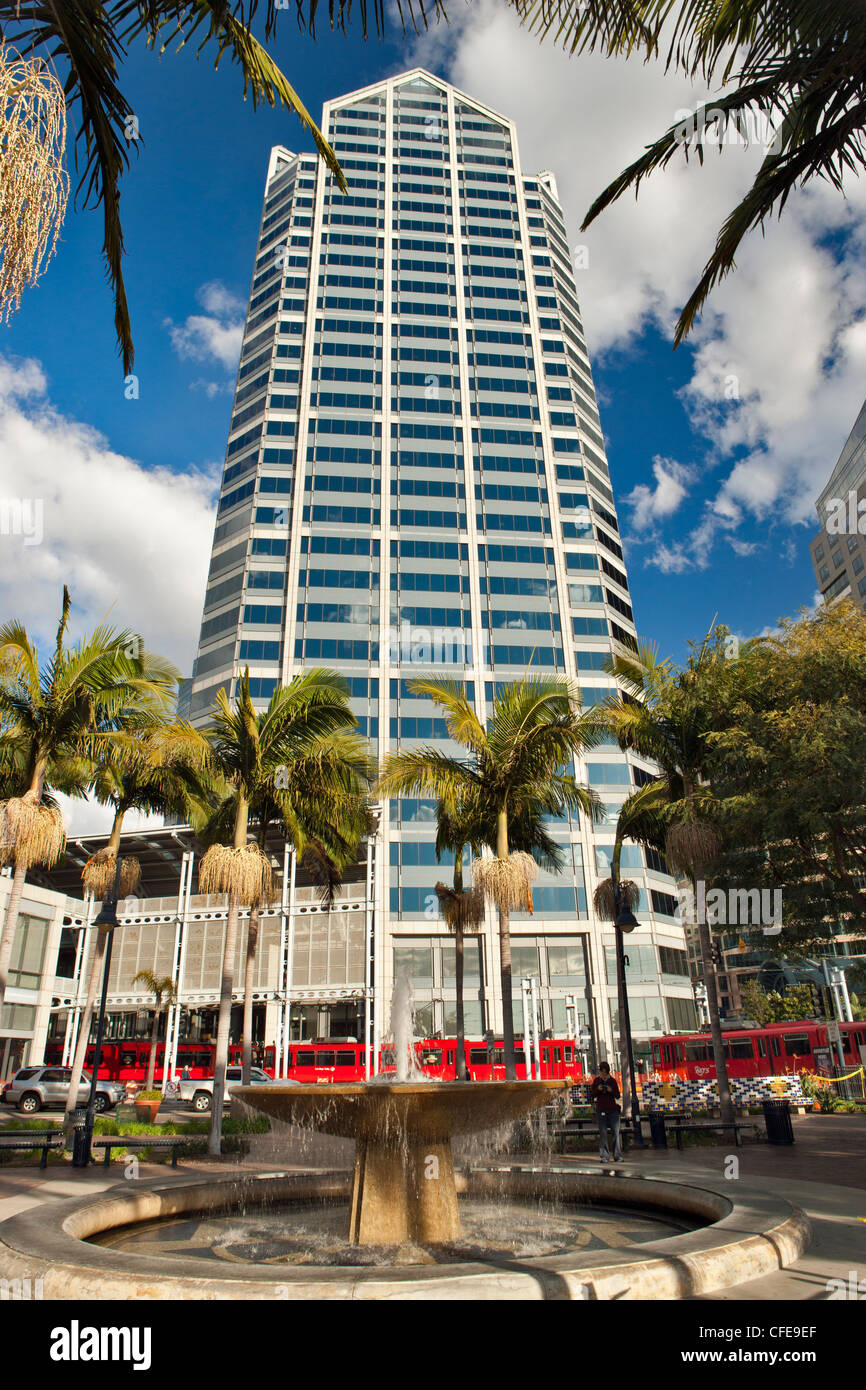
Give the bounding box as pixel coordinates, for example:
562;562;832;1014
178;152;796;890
134;1089;162;1123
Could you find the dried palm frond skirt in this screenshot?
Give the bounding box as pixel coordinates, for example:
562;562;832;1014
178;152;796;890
82;848;141;899
435;881;485;932
472;851;539;914
0;791;65;869
665;820;719;876
199;842;274;905
593;875;639;921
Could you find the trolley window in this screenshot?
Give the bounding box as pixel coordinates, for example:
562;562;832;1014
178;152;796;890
295;1050;315;1067
756;1037;767;1057
783;1034;810;1057
336;1050;356;1067
725;1039;754;1059
316;1050;336;1067
684;1041;710;1061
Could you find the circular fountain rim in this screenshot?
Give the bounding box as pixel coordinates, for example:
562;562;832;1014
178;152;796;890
0;1167;810;1301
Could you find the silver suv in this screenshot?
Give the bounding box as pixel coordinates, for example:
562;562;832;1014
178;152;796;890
0;1066;124;1114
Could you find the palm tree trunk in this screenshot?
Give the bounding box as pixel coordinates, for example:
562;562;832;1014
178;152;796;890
496;811;517;1081
242;904;260;1085
145;1003;160;1092
697;905;735;1125
209;894;240;1156
455;924;466;1081
452;851;467;1082
0;762;46;1009
64;812;124;1126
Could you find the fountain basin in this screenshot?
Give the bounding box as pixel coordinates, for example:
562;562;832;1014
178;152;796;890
0;1168;811;1300
234;1080;562;1245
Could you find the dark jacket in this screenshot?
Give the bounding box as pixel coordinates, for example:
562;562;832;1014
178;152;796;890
590;1074;621;1114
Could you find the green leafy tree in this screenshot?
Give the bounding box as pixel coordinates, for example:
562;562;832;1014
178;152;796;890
706;602;866;948
378;675;603;1079
199;669;368;1153
740;979;814;1025
512;0;866;343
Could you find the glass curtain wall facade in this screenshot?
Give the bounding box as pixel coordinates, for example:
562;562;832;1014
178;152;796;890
189;69;694;1063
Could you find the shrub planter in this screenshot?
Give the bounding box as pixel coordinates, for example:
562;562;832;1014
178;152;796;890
134;1095;162;1124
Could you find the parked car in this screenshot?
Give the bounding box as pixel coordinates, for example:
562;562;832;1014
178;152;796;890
178;1066;294;1112
0;1066;124;1114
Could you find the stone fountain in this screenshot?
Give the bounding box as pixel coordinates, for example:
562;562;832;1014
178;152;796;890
237;972;561;1245
235;1078;562;1245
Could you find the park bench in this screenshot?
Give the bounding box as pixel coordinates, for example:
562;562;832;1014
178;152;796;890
550;1116;634;1153
662;1116;756;1149
0;1128;65;1169
91;1134;203;1168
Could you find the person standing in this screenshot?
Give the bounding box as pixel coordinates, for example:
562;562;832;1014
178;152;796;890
590;1061;622;1162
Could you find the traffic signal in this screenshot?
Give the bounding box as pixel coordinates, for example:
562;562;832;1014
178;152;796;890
809;983;824;1018
710;940;723;970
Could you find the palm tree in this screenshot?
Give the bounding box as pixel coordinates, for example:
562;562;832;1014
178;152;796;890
63;719;214;1124
432;798;485;1081
2;2;347;370
200;669;369;1154
0;587;177;1009
208;773;368;1087
603;636;735;1123
132;971;177;1092
592;781;669;1120
378;675;604;1079
508;0;866;344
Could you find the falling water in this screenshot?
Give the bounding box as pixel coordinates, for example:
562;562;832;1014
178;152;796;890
390;971;425;1082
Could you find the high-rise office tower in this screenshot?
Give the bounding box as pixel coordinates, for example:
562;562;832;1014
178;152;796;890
189;69;693;1066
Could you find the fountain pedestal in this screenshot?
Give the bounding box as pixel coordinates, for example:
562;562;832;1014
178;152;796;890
236;1080;562;1247
351;1138;458;1244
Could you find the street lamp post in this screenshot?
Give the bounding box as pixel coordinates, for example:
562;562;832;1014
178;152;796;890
610;859;644;1149
79;854;123;1166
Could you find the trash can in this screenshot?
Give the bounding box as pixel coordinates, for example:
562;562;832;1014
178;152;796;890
762;1098;794;1145
69;1107;90;1168
649;1111;668;1149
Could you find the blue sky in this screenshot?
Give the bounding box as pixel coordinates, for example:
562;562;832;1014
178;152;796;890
2;3;865;698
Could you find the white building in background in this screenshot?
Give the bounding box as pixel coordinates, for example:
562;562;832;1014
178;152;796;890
810;395;866;611
0;71;696;1081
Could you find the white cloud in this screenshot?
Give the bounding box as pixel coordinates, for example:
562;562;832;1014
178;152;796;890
647;543;692;575
626;456;692;532
0;354;218;673
189;378;234;399
165;280;244;369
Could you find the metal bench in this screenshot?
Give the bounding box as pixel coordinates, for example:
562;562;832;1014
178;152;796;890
550;1116;633;1153
0;1128;65;1169
667;1117;748;1150
91;1135;202;1168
